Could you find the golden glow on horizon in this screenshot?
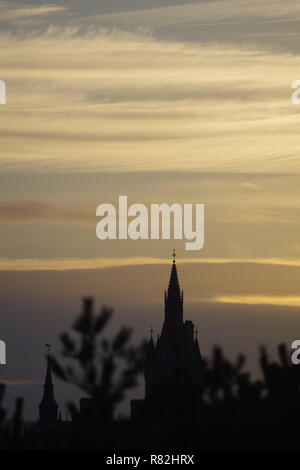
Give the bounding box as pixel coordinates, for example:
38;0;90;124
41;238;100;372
212;295;300;308
0;379;38;386
2;256;300;271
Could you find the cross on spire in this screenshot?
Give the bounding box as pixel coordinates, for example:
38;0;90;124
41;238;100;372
172;248;176;264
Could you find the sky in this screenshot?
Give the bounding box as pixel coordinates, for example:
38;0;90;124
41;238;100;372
1;0;300;419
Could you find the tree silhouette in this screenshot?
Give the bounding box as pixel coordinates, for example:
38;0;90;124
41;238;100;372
1;300;300;449
0;385;24;450
49;297;147;448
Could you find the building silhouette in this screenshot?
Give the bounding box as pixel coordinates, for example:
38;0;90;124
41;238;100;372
37;254;203;431
39;354;59;425
132;253;203;422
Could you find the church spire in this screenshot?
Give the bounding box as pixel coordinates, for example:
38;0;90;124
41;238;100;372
39;346;59;425
168;250;180;295
164;250;183;328
44;355;54;390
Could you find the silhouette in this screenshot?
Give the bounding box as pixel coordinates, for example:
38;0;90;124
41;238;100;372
131;251;202;425
39;349;59;425
48;298;147;448
0;384;24;450
1;258;300;449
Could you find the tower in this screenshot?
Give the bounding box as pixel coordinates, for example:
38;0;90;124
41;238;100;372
39;351;59;425
142;251;202;419
163;248;183;332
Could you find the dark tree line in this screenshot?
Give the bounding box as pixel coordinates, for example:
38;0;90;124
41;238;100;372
1;299;300;449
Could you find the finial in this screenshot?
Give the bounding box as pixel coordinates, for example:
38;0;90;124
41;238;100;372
150;327;153;339
45;343;51;353
172;248;176;264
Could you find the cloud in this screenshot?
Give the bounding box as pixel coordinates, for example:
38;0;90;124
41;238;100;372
211;295;300;307
0;200;94;225
1;255;300;271
2;0;300;53
83;0;300;29
0;30;300;173
239;182;260;191
0;1;67;22
0;379;38;385
1;171;300;261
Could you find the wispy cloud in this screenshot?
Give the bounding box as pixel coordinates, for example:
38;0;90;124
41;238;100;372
0;379;38;385
2;256;300;271
0;1;67;22
84;0;300;29
0;30;300;173
0;200;94;225
211;295;300;308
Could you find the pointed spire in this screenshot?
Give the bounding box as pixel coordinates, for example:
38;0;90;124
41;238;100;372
167;250;181;302
164;251;183;328
43;344;55;393
39;347;58;425
45;354;53;389
167;261;181;299
149;327;154;349
146;328;155;364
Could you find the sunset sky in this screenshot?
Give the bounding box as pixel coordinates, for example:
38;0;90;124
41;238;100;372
1;0;300;419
